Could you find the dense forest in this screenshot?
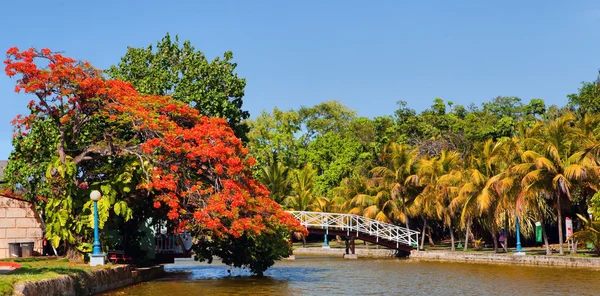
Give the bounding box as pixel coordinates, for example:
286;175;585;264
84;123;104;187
247;76;600;255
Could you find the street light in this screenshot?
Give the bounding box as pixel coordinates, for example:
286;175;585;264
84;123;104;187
322;226;330;248
588;207;595;250
89;190;105;266
514;212;525;255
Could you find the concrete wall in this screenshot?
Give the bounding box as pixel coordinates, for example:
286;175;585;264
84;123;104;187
410;250;600;268
13;265;164;296
293;247;397;258
0;196;43;258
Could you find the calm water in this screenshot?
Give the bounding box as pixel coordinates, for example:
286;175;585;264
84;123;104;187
102;256;600;296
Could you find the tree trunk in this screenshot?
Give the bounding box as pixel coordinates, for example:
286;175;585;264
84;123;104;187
503;211;508;252
58;128;67;164
66;245;83;263
542;220;551;255
403;205;410;230
491;222;498;253
450;224;455;251
464;218;472;251
427;225;435;247
557;193;564;255
302;236;306;248
420;219;427;250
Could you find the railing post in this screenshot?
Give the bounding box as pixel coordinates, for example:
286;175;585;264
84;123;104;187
346;215;350;236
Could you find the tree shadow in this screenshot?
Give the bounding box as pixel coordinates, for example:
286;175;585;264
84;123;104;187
9;266;90;276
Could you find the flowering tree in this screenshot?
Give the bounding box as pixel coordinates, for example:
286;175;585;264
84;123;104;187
3;47;305;274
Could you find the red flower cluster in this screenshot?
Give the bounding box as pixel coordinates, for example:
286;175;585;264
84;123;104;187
4;47;307;242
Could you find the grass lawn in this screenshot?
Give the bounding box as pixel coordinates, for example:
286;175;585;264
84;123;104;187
0;257;112;296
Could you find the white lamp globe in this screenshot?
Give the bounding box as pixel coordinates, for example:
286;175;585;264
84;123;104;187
90;190;102;201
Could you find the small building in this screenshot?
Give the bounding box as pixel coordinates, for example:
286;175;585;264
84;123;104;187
0;160;44;258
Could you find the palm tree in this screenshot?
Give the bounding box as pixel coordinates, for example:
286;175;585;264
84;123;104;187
331;175;369;213
258;161;289;204
514;113;594;255
370;143;420;229
436;169;463;251
455;139;508;252
414;149;461;250
284;164;321;212
284;164;325;247
349;186;402;223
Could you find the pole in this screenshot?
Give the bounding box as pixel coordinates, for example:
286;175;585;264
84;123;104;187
93;200;101;255
515;216;523;253
323;226;329;248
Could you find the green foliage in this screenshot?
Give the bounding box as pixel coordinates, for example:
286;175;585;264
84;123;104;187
284;164;319;211
258;162;290;204
298;100;357;144
193;225;292;276
107;33;250;139
302;132;363;196
568;73;600;117
570;214;600;255
4;118;57;206
247;107;301;169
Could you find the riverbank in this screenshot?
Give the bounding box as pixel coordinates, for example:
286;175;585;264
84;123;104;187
292;247;600;268
100;255;600;295
4;259;163;296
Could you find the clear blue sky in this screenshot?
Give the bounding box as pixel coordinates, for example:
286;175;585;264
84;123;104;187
0;0;599;159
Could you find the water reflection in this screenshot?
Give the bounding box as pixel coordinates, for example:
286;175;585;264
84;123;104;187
102;256;600;296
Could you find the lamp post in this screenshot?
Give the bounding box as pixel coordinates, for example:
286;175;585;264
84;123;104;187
587;207;594;250
89;190;105;266
514;215;525;255
322;226;330;248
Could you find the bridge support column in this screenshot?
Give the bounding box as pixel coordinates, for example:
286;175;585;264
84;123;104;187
344;237;350;254
344;237;357;259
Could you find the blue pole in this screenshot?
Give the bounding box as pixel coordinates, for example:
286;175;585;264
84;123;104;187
93;200;101;255
323;226;329;247
515;216;522;252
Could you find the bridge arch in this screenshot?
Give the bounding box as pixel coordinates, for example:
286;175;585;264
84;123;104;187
287;211;419;255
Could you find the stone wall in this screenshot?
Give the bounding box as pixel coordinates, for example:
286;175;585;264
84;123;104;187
12;265;165;296
410;250;600;268
0;196;43;258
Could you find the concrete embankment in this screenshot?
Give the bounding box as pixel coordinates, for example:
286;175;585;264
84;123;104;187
293;247;397;258
410;251;600;268
293;247;600;268
12;265;164;296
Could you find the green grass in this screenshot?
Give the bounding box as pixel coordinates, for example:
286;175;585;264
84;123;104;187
0;257;112;296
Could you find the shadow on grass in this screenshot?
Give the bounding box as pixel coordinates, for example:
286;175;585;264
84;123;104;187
0;257;63;263
9;266;89;276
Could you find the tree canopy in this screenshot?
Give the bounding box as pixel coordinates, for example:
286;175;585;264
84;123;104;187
106;33;250;140
3;47;304;274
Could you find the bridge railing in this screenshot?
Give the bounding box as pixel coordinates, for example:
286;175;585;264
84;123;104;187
155;232;193;254
287;211;419;249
